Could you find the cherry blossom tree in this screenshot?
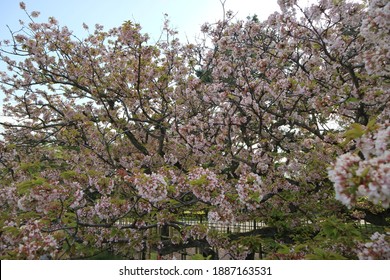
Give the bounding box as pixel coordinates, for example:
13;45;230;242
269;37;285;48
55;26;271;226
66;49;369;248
0;0;389;260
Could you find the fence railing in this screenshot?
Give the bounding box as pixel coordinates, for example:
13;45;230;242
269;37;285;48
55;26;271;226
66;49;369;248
117;215;383;235
179;216;266;234
117;215;267;234
113;216;385;260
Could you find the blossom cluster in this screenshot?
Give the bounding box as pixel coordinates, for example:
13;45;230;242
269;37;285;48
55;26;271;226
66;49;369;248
207;205;236;224
328;125;390;208
16;220;59;260
328;152;362;207
187;167;225;205
134;173;168;204
357;232;390;260
93;196;129;221
236;172;264;210
360;0;390;77
182;224;208;242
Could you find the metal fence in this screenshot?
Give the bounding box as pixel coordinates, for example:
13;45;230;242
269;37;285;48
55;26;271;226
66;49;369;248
117;215;266;234
118;215;383;235
179;216;266;234
114;216;385;260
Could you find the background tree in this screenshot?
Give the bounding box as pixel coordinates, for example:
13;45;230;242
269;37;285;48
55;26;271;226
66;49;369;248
0;0;389;259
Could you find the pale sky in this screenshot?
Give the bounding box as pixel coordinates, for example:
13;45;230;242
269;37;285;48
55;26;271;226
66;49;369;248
0;0;283;43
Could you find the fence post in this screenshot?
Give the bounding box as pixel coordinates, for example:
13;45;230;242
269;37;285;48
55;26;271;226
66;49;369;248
259;243;263;260
181;249;187;260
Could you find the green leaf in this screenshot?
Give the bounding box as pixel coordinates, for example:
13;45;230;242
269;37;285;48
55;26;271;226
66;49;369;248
60;170;78;180
2;226;19;236
189;175;208;187
342;123;365;146
359;167;370;178
19;161;43;175
346;97;359;103
191;253;207;260
17;177;47;195
366;117;378;131
249;192;261;203
276;244;290;254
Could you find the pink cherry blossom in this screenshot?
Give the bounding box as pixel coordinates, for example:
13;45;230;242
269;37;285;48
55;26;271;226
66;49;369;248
0;0;389;259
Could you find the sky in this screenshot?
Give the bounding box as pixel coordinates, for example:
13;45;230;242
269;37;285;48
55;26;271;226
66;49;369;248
0;0;284;43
